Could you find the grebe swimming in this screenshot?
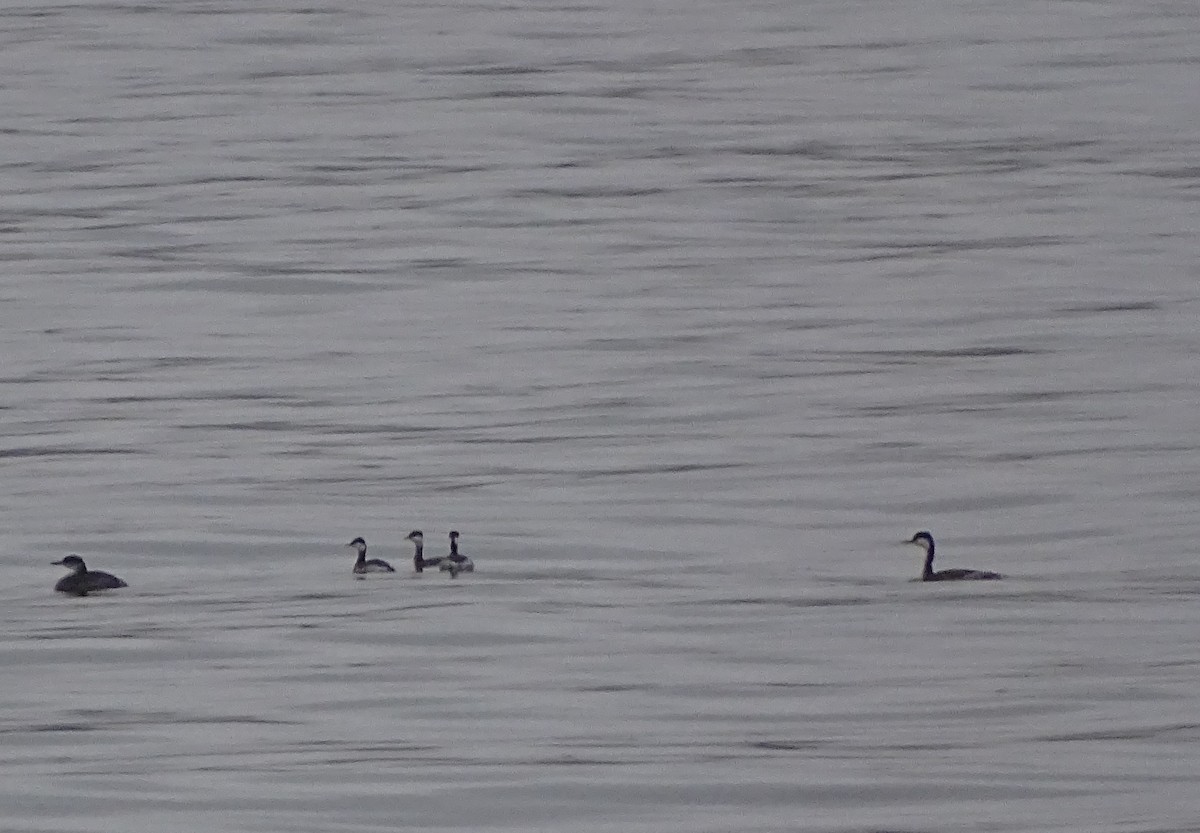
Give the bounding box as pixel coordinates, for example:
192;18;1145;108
908;531;1002;581
346;537;395;574
405;530;443;572
440;530;474;577
52;555;127;596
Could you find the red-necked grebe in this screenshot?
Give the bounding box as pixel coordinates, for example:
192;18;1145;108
908;531;1002;581
52;555;127;596
346;537;395;574
405;530;443;572
440;530;474;578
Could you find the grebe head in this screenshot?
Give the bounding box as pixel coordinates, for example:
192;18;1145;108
346;537;368;554
405;530;423;543
52;554;87;572
908;531;935;554
449;531;459;541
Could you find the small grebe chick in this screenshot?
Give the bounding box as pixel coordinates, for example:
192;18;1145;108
440;530;474;578
346;537;395;574
405;530;443;572
908;531;1002;581
52;555;127;596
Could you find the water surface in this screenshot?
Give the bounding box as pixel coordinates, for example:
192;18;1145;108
2;1;1199;830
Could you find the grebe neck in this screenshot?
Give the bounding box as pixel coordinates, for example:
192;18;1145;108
919;535;937;577
922;547;936;580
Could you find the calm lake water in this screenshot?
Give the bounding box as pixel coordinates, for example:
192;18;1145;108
2;1;1199;830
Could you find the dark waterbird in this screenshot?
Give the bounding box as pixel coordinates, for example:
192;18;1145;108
439;530;475;578
346;537;395;574
52;555;127;596
405;530;443;573
908;531;1003;581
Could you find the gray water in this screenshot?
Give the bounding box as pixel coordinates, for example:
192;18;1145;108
2;1;1199;830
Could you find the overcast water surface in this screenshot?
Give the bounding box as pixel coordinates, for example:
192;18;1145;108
2;2;1200;831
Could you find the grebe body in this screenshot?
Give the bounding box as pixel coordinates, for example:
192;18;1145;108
52;555;127;596
346;537;395;574
908;531;1002;581
405;530;443;572
440;530;474;578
